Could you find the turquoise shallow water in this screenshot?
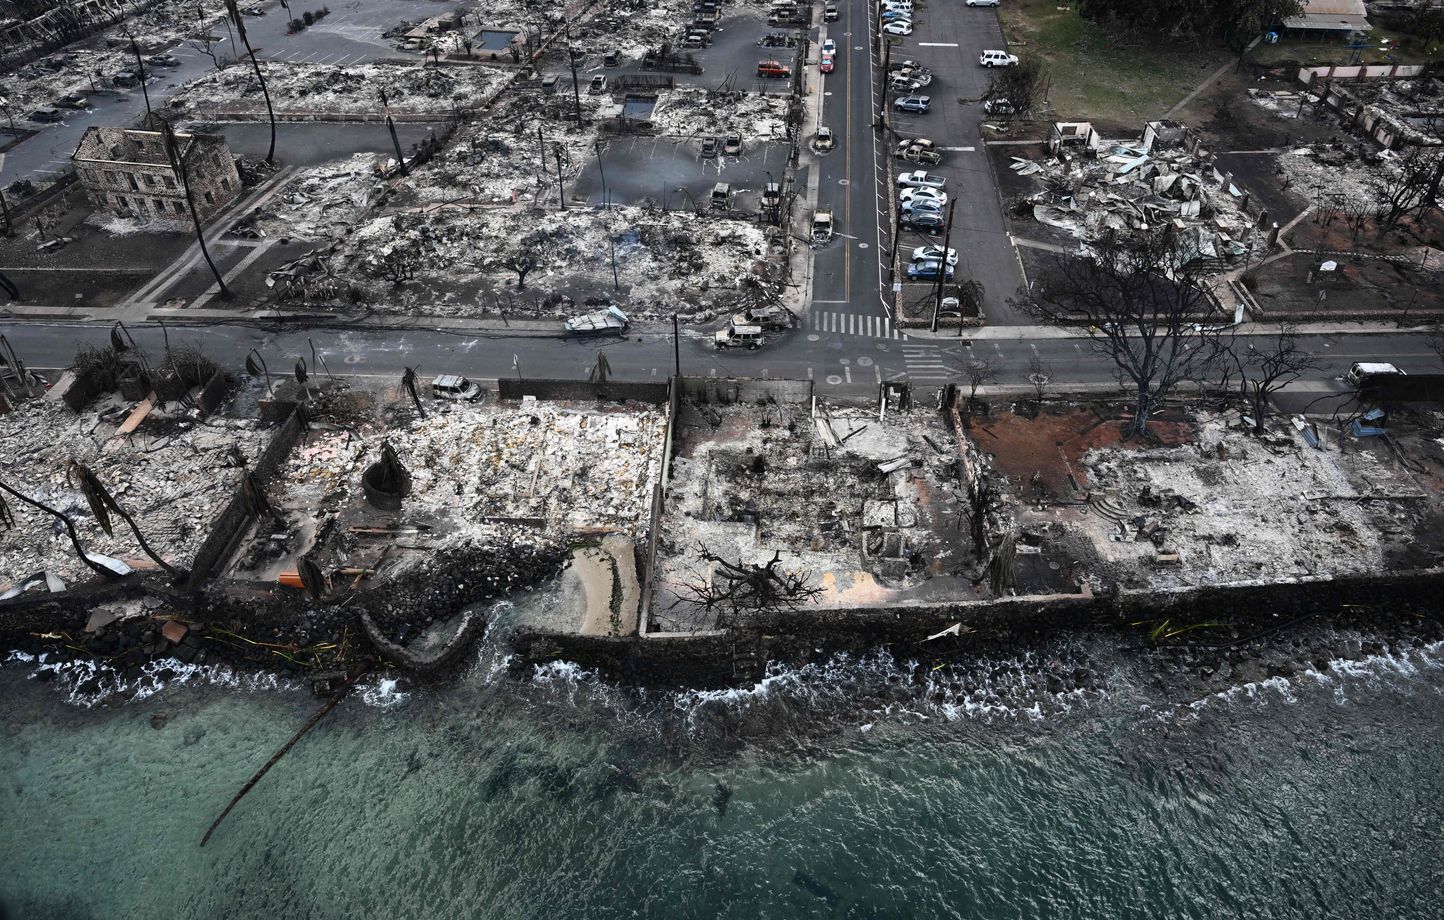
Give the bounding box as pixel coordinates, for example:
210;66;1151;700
2;626;1443;920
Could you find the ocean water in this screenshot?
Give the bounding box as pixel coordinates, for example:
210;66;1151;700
2;614;1443;920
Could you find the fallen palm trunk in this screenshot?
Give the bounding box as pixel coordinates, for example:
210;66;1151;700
199;667;367;847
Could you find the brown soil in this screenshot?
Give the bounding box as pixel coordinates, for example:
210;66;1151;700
970;408;1193;499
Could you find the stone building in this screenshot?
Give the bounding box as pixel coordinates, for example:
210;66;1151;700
71;126;242;222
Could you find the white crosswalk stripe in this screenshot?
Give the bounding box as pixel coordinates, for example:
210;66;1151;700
900;344;952;382
807;311;907;340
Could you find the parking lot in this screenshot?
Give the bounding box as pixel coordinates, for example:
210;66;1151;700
873;0;1030;325
572;135;788;212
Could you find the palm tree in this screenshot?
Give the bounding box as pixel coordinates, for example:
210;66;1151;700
225;0;276;164
69;461;189;581
161;120;231;300
0;478;129;580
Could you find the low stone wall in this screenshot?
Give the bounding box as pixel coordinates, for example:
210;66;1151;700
511;569;1444;686
677;376;813;406
497;378;671;404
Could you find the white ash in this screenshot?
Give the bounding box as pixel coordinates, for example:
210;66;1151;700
0;396;268;587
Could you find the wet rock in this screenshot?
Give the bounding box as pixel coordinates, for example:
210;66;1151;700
150;712;169;730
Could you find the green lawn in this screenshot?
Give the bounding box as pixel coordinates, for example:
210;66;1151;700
1248;25;1439;67
999;0;1233;126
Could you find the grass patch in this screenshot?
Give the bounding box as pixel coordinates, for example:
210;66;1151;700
999;0;1232;125
1248;25;1439;67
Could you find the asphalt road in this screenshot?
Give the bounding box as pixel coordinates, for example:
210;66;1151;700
808;0;1028;335
2;320;1437;402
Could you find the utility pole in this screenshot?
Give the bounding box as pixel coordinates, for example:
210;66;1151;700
888;206;903;280
609;233;619;290
380;89;408;176
595;139;609;209
931;200;956;333
553;144;566;209
0;189;12;237
537;124;547;184
566;25;582;123
672;314;681;378
130;39;151;117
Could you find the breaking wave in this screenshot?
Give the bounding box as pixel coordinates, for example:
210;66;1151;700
2;650;295;708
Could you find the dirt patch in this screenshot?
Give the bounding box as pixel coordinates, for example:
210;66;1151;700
971;408;1194;499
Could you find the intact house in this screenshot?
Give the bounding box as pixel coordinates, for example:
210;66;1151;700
71;126;242;222
1281;0;1372;40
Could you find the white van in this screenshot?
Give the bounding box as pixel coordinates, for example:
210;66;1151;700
1346;362;1404;387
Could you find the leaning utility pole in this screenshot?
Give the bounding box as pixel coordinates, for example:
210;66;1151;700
379;89;407;176
566;24;582;123
888;206;903;279
931;199;956;333
129;38;151;117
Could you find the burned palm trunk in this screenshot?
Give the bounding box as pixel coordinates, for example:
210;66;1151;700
69;461;189;581
161;120;231;300
401;367;426;418
226;0;276;164
0;477;128;580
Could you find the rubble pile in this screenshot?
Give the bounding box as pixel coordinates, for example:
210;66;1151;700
239;396;665;586
232;153;387;242
1072;413;1425;590
398;107;603;205
1013;141;1260;261
337;203;768;318
165;61;510;115
1276;144;1414;209
0;396;268;587
655;401;967;627
4;0;227;112
650;88;789;139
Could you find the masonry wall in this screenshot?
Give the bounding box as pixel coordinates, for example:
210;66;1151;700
677;376;813;405
186;403;306;589
75;148;241;221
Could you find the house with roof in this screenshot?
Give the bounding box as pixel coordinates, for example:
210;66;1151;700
1281;0;1372;39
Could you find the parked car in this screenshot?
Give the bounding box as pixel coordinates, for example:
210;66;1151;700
881;10;911;23
588;75;607;94
710;182;733;209
906;259;954;282
761;182;782;209
431;375;482;401
979;49;1019;67
966;0;1000;6
757;60;792;78
901;198;944;215
899;188;946;206
893;95;930;113
881;1;912;11
821;38;837;56
881;20;913;34
888;59;923;73
898;171;946;189
983;98;1016;115
893;67;931;86
895;137;943;164
242;4;265;14
603;48;621;66
911;245;959;267
723;135;742;155
901;212;945;232
565;305;630;335
888;75;923;93
681;30;709;48
110;71;140;86
819;53;834;73
824;2;839;19
55;94;88;109
811;209;834;244
28;109;62;123
701;136;719;157
815;126;835;151
147;53;180;67
733;304;793;331
715;324;765;349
